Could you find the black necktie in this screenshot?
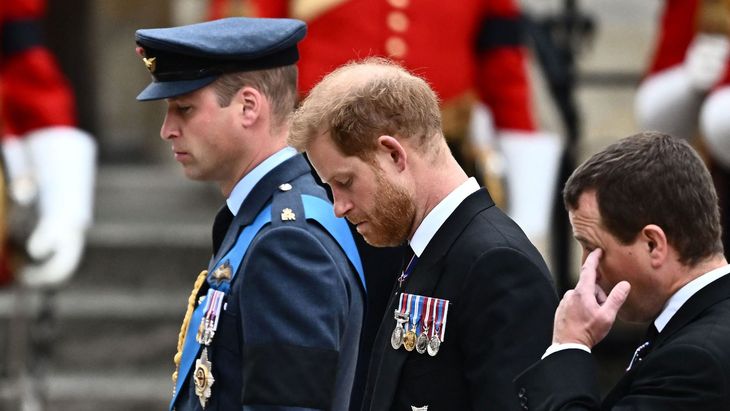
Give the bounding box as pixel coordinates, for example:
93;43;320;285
626;324;659;371
212;205;234;255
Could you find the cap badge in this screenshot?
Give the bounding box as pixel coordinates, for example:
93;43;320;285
142;56;156;73
281;208;296;221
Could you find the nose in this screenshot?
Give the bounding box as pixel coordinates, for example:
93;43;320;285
332;191;352;218
160;111;179;140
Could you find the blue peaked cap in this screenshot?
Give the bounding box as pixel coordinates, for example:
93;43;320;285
135;17;306;101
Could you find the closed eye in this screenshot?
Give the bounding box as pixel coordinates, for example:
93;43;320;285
177;105;192;115
333;177;352;189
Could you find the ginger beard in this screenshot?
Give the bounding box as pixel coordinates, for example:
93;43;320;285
354;167;415;247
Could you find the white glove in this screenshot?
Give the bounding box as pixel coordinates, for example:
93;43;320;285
15;127;97;288
499;130;562;244
635;66;705;140
701;86;730;169
684;33;730;91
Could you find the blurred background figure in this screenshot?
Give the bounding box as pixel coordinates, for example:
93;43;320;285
635;0;730;256
0;0;97;409
210;0;563;251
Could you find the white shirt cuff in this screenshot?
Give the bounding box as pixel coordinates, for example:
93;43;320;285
541;343;592;359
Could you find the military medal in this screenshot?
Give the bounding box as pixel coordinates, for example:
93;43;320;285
403;327;417;351
391;293;412;349
192;288;226;407
427;298;449;357
391;309;409;349
197;289;226;346
194;348;215;408
403;294;421;352
393;293;450;356
416;297;432;354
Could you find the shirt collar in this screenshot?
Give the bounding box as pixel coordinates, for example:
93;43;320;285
226;147;297;215
409;177;480;257
654;263;730;332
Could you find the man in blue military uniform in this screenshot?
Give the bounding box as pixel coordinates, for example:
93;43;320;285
134;17;366;411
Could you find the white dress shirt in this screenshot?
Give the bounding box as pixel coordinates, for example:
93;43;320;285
226;147;297;216
409;177;480;257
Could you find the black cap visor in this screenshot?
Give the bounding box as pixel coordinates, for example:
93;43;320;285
136;75;218;101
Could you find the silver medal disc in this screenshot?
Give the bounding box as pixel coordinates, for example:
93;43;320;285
427;335;441;356
391;323;404;349
415;332;429;354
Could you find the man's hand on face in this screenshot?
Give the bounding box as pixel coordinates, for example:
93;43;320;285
552;249;631;348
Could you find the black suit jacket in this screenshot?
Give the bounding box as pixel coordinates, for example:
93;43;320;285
361;188;558;411
515;270;730;411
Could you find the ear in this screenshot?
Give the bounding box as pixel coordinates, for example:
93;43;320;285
376;135;407;172
641;224;668;268
237;86;263;127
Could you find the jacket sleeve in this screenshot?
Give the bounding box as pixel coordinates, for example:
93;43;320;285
514;349;602;411
459;246;558;410
514;342;729;410
237;224;353;411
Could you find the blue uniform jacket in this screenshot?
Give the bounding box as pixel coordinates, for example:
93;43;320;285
175;154;365;411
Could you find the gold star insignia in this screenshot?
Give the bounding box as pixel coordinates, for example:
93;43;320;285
143;56;156;73
281;208;296;221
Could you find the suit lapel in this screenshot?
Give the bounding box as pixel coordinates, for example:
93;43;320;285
406;189;495;295
603;270;730;409
210;154;312;266
369;189;495;408
654;271;730;348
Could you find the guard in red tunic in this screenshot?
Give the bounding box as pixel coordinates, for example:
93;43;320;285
0;0;97;288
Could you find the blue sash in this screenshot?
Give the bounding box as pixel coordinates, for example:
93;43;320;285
170;195;364;409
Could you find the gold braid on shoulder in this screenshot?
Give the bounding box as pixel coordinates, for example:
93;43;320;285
172;270;209;388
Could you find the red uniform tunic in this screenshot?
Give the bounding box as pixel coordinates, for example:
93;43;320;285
648;0;730;84
212;0;536;132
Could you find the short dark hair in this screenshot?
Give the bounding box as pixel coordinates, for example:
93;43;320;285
211;65;298;132
563;131;724;266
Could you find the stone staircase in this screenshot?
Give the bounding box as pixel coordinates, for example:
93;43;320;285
0;164;221;411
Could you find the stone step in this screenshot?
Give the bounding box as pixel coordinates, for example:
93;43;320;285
76;164;223;288
0;371;169;411
0;289;187;374
74;236;211;290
